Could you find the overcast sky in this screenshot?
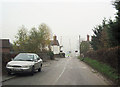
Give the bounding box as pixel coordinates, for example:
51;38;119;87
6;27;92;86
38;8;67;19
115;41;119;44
1;0;116;53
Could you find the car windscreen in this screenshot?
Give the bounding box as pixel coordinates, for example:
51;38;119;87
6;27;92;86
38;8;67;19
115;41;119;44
13;54;34;61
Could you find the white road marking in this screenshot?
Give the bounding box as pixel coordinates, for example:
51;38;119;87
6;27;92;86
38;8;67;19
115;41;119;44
53;58;69;85
53;66;66;85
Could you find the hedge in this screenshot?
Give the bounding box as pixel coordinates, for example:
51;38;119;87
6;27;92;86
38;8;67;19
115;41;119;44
84;46;120;74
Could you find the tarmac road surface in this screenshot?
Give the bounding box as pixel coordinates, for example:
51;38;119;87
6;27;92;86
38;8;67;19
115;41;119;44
2;57;110;85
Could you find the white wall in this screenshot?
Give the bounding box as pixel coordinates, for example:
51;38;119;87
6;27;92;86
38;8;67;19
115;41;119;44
51;45;60;54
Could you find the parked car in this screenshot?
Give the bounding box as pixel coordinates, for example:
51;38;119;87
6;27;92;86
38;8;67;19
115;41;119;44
6;53;43;75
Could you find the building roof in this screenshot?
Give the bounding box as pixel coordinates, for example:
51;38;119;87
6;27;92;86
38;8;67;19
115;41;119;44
0;39;10;48
50;40;59;46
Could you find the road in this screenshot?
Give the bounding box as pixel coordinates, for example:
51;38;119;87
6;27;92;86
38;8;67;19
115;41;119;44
2;57;109;85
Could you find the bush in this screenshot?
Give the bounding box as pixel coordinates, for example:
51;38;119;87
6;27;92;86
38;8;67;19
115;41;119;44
2;53;18;75
84;46;119;72
47;51;54;60
77;56;84;61
60;53;65;58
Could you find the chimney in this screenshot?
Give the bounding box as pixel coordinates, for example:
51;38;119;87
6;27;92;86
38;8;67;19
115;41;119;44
53;35;57;41
87;35;89;41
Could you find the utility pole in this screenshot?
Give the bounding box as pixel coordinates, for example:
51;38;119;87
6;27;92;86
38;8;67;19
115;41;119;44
60;36;63;52
69;39;71;57
69;39;71;52
79;35;81;56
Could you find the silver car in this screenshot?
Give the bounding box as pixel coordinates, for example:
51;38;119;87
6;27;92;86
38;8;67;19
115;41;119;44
6;53;43;75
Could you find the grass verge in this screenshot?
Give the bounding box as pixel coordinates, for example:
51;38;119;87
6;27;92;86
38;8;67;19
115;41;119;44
78;56;119;84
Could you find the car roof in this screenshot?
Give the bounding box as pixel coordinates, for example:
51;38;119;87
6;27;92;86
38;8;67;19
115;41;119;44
19;53;36;55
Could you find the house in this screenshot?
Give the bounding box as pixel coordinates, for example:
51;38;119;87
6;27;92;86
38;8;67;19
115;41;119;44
0;39;10;53
50;35;60;55
80;35;93;55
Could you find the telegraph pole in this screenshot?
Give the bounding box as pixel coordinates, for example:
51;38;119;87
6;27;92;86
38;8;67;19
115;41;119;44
79;35;80;56
69;39;71;57
60;36;63;52
69;39;71;52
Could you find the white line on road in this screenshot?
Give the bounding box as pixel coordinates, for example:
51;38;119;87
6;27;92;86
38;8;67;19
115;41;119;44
53;66;66;85
53;58;70;85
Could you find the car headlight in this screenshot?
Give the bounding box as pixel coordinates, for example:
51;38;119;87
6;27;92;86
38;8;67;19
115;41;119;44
22;66;31;68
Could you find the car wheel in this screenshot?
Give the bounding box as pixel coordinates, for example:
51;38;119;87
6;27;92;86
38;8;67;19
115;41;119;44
38;67;41;72
38;64;42;72
31;66;35;75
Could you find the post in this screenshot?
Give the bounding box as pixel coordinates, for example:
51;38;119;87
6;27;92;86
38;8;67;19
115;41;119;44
69;39;71;57
79;35;80;56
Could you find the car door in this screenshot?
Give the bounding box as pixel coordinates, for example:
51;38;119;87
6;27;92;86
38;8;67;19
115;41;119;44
34;55;39;70
36;54;41;69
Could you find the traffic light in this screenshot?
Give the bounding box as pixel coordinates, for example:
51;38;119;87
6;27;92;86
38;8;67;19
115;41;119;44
60;50;63;52
75;50;78;52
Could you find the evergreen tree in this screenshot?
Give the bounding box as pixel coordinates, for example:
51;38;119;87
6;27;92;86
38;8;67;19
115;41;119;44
107;1;120;47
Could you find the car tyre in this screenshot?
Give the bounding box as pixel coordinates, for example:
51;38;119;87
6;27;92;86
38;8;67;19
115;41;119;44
31;66;34;75
38;65;42;72
38;67;41;72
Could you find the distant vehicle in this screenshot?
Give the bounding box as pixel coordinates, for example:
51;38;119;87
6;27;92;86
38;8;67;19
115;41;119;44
6;53;43;75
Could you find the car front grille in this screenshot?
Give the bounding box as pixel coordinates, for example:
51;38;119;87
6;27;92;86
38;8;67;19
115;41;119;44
11;65;22;67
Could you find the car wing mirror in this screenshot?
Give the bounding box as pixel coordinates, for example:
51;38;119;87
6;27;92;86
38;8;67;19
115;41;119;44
37;57;40;60
34;59;38;62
